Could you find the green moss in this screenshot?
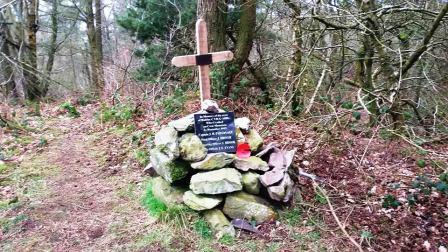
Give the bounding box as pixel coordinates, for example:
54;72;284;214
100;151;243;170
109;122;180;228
168;160;189;181
218;234;235;246
142;182;167;217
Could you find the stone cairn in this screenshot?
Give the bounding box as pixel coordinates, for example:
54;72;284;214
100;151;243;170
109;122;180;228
147;101;296;238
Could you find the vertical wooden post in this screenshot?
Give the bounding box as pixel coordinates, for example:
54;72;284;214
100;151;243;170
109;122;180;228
196;19;211;102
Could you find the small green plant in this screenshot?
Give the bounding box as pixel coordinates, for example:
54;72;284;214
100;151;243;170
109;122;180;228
218;234;235;246
134;149;149;166
194;218;212;239
341;101;354;109
38;137;48;147
60;102;80;118
98;103;139;124
315;191;327;204
360;230;374;246
416;159;426;168
281;207;301;226
382;194;401;209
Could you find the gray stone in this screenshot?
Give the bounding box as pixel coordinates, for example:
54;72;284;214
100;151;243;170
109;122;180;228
268;150;285;169
151;177;185;207
203;209;235;238
247;129;263;152
259;168;286;187
150;146;189;183
233;156;269;172
267;173;294;202
168;114;195;132
255;142;278;158
201;99;220;113
223;191;277;224
235;117;250;132
190;168;242;195
183;191;223;211
242;172;260;194
284;148;297;168
236;128;246;144
154;126;179;158
179;133;207;162
191;153;235;170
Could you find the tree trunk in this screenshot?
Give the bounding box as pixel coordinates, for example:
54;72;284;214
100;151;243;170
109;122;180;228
42;0;58;96
225;0;256;97
23;0;41;101
197;0;227;52
85;0;103;95
0;9;17;98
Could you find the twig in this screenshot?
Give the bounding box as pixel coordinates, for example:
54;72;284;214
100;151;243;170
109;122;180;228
313;182;364;252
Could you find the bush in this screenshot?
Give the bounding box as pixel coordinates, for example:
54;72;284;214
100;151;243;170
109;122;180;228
160;88;186;116
98;103;140;124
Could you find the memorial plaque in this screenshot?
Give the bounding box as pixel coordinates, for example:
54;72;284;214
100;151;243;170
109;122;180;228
194;112;237;153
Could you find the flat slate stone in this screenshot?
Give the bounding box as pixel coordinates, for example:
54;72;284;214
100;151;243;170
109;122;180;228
259;168;286;187
190;153;235;170
183;191;223;211
267;173;294;202
233;156;269;172
223;191;277;224
190;168;242;195
168;114;195;132
154;125;179;158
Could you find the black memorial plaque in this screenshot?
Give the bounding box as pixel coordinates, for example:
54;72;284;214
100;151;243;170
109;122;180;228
194;112;237;153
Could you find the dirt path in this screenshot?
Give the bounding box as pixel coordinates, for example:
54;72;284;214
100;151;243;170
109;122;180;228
1;109;154;251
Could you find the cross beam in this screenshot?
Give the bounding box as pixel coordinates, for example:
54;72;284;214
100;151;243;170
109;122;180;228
171;19;233;102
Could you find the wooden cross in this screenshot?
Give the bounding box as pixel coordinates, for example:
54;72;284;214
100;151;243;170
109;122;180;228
171;19;233;103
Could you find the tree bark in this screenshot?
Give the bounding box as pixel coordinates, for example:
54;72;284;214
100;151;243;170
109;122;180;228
42;0;58;96
225;0;257;97
23;0;41;101
197;0;227;52
85;0;103;95
0;8;17;98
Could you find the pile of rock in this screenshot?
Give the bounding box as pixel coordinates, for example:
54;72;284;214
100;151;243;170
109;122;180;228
147;102;296;238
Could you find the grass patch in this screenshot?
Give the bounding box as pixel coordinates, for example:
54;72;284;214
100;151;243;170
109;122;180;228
280;207;302;226
194;218;212;239
60;101;80;118
142;181;167;217
218;234;235;246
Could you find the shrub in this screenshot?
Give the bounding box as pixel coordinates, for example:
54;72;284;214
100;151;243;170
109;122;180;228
142;182;167;217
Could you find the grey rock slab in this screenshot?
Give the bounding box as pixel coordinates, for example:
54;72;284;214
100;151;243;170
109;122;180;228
242;172;261;194
231;219;259;233
183;191;223;211
154;125;179;158
190;153;235;170
284;148;297;168
151;177;185;207
223;191;277;224
201;99;220;113
190;168;242;195
203;209;235;239
233;156;269;172
179;133;207;162
259;168;286;187
168;114;195;132
268;149;286;169
255;142;278;158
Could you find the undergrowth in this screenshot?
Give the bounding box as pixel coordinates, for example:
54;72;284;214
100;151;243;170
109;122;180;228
60;102;80;118
98;102;141;125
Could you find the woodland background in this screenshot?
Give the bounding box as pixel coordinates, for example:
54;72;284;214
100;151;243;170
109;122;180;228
1;0;448;251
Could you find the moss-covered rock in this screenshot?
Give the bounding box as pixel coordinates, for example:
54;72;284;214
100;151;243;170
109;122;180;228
223;191;277;224
242;172;261;194
151;177;186;207
203;209;235;238
246;129;263;152
183;191;222;211
233;156;269;172
150;146;189;183
190;153;235;170
190;168;242;195
179;133;207;162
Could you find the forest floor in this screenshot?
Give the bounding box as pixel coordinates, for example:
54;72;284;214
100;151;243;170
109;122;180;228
0;101;447;251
